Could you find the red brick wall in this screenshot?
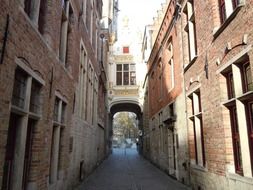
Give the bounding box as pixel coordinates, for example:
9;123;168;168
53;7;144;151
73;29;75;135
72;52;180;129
0;0;104;188
148;1;183;118
183;0;253;188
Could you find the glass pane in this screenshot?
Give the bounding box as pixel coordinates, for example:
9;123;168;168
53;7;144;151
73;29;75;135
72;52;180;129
130;64;135;71
116;72;122;85
235;140;243;173
123;64;129;71
54;98;60;121
23;118;35;189
232;0;239;9
123;72;129;85
197;91;202;112
245;65;253;91
227;72;235;99
130;71;136;85
2;113;20;189
29;80;41;114
230;106;243;174
61;102;67;123
12;69;27;108
250;103;253;132
116;64;122;71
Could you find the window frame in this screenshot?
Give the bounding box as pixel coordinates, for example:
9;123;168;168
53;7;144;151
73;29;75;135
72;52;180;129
183;0;198;63
188;90;206;167
241;61;253;93
116;63;136;86
219;0;227;23
245;101;253;174
3;63;43;189
226;70;235;99
229;105;243;175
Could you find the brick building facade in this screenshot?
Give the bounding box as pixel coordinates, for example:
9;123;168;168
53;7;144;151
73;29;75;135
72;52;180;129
143;0;253;189
182;0;253;189
0;0;109;190
143;0;189;185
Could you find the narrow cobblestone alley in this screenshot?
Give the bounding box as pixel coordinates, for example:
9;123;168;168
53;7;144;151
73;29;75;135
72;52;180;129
76;149;189;190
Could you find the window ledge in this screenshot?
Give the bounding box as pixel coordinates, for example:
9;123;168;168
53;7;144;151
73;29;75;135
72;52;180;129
11;105;27;116
191;164;207;172
188;112;202;120
222;98;236;107
184;56;198;72
227;173;253;184
53;121;66;127
29;112;42;120
213;4;244;39
237;91;253;102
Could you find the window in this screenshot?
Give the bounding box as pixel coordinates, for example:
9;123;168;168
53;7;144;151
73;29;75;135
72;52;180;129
166;41;174;91
78;45;87;119
123;64;129;85
223;67;243;175
38;0;47;34
241;61;253;93
92;76;98;125
219;0;226;23
24;0;32;16
59;1;73;66
61;102;67;123
85;63;94;123
24;0;47;33
241;59;253;174
30;80;42;113
12;68;27;108
221;55;253;176
116;64;122;85
86;0;91;31
116;64;136;86
158;112;164;152
53;96;67;124
92;13;97;49
81;0;87;22
90;2;93;41
2;113;19;190
232;0;239;9
159;74;163;100
53;97;60;121
229;106;243;174
245;101;253;173
183;0;197;62
188;90;205;167
2;66;43;190
219;0;240;23
50;96;67;183
22;118;36;189
226;71;235;99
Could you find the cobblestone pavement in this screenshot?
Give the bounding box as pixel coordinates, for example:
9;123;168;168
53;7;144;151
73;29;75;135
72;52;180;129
76;148;190;190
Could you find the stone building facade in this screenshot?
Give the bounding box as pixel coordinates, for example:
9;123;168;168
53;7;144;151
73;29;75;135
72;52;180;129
0;0;110;190
181;0;253;189
143;0;189;185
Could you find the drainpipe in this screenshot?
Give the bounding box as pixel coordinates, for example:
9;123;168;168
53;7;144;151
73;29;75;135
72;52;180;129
0;14;10;65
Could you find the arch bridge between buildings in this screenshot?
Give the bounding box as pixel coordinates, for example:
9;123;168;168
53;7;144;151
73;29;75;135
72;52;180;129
107;99;144;153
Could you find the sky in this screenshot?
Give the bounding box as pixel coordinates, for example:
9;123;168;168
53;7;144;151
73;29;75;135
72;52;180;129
115;0;166;49
118;0;166;31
